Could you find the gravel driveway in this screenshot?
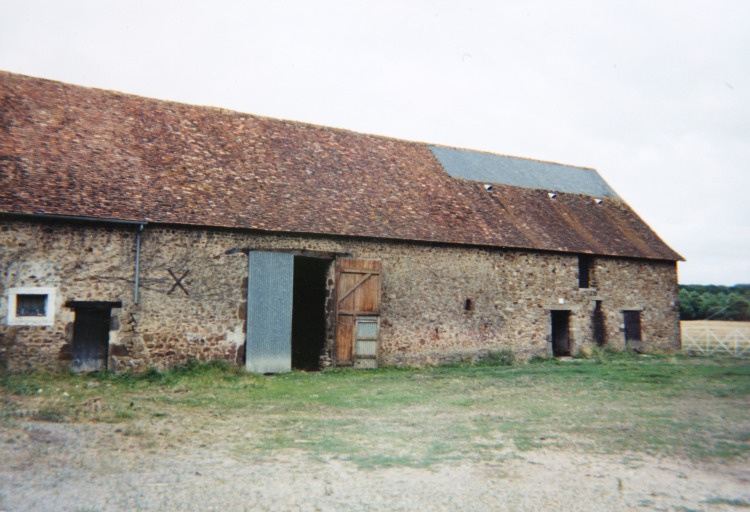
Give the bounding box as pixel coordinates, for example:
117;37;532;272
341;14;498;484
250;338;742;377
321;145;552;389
2;421;748;511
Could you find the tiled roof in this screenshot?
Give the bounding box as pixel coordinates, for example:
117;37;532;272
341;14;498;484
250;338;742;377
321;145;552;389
0;71;682;261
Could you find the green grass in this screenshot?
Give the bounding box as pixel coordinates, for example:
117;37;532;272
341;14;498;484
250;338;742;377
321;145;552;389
1;354;749;468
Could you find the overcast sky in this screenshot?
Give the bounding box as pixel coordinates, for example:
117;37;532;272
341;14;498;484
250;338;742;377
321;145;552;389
1;0;748;285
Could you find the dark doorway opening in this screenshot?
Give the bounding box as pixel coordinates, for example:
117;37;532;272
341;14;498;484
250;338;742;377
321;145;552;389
68;302;120;372
578;255;593;289
593;300;606;346
292;256;331;371
551;310;571;356
623;310;643;351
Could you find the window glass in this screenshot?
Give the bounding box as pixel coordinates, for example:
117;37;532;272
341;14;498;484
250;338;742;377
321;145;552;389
356;318;378;339
16;294;47;317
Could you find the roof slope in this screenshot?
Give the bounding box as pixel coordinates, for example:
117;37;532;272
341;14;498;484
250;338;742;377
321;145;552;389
0;71;682;261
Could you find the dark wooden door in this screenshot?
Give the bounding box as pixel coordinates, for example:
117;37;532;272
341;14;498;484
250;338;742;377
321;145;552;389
72;308;110;372
335;258;381;365
623;310;643;350
551;310;571;356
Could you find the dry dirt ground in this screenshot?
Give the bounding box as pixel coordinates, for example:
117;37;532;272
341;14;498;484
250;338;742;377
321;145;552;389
1;420;749;512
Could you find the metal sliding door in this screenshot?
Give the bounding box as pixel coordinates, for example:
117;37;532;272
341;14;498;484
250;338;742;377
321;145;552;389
246;251;294;373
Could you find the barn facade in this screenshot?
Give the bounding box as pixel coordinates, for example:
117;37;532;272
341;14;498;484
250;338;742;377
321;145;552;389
0;71;683;373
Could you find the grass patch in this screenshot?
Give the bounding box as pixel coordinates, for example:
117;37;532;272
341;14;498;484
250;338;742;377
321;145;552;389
2;355;749;468
32;404;69;422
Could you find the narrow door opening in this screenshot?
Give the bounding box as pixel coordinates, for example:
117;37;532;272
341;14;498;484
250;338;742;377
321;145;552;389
593;300;606;346
578;255;593;288
71;306;113;372
291;256;332;371
551;310;571;356
623;310;643;352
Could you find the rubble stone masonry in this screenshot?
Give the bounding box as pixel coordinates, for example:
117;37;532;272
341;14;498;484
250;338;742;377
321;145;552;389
0;218;680;372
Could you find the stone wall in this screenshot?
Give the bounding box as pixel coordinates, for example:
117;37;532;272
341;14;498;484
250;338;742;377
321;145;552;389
0;218;680;372
0;221;134;371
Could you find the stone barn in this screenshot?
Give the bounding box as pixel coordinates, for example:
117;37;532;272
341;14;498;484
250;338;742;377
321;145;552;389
0;71;683;373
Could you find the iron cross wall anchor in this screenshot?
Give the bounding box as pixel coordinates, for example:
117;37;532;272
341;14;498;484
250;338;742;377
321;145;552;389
167;269;190;296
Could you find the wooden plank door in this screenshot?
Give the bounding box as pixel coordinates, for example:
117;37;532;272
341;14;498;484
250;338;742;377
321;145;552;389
246;251;294;373
335;258;381;365
72;308;110;372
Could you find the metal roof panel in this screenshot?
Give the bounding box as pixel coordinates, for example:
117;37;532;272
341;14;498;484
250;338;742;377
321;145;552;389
429;145;619;198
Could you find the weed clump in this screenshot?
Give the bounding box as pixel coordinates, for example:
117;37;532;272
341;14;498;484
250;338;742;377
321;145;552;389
33;405;68;422
173;359;231;375
529;355;550;364
142;367;164;382
476;349;516;367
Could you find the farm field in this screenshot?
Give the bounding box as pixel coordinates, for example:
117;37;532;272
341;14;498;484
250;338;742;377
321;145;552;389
681;319;750;333
1;354;749;511
682;320;750;357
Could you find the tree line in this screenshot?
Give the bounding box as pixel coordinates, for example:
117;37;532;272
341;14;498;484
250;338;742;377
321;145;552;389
679;284;750;321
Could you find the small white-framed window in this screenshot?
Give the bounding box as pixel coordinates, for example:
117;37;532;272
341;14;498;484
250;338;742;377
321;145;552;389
7;287;57;326
354;316;379;358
